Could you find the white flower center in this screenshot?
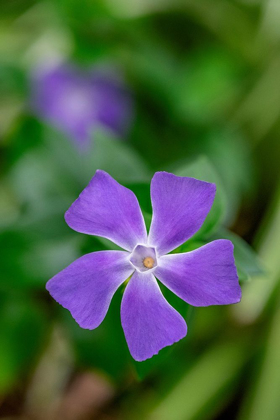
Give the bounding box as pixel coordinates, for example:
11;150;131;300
129;244;157;273
61;86;94;119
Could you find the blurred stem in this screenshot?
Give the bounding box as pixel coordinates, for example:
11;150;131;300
147;339;249;420
258;0;280;46
183;0;258;61
232;182;280;323
238;295;280;420
233;55;280;144
24;325;74;420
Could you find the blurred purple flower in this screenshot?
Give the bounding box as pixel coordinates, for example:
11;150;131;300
46;170;241;361
31;64;134;147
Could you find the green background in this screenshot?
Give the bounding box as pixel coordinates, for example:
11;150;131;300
1;0;280;419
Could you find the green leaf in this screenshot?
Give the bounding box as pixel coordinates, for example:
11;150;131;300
203;129;255;223
8;146;72;214
45;126;151;186
21;237;82;285
172;240;207;254
86;129;151;182
174;155;227;238
236;266;250;283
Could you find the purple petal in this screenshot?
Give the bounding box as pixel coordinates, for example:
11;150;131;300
155;240;241;306
121;271;187;362
31;64;133;147
89;70;134;138
148;172;216;255
31;65;97;146
65;170;147;251
46;250;133;329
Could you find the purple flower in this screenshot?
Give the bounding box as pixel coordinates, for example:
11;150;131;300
46;170;241;361
31;64;133;147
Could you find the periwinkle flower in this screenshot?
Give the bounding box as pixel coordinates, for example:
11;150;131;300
31;64;133;147
47;170;241;361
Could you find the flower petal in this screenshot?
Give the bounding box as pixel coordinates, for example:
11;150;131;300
89;70;134;138
155;240;241;306
121;271;187;361
148;172;216;255
31;65;133;147
65;170;147;251
46;250;133;329
31;65;96;146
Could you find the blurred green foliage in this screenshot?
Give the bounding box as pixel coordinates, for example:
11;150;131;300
1;0;280;419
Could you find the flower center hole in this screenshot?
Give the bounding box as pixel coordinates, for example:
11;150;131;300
129;245;157;272
143;257;155;269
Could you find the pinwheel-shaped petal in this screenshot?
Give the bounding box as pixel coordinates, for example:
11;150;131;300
47;170;241;361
